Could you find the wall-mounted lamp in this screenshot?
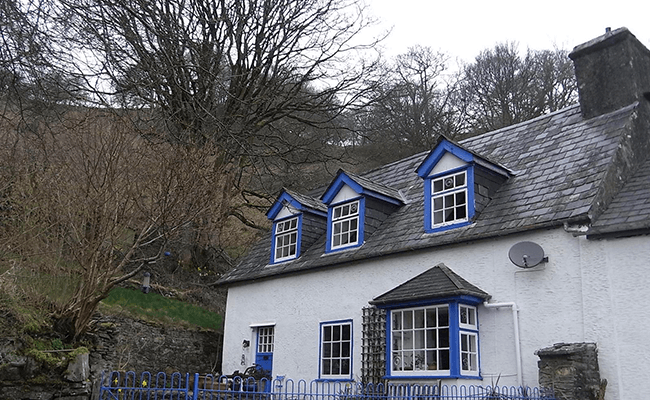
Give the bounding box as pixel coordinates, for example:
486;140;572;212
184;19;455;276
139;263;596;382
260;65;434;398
141;272;151;294
242;340;250;348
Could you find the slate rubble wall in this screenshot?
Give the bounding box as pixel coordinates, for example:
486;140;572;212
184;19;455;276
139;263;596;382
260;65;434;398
0;315;223;400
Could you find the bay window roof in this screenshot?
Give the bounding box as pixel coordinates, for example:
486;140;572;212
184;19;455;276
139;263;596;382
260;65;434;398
370;263;491;307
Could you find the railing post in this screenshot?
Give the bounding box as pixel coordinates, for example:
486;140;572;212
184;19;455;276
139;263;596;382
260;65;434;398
192;372;199;400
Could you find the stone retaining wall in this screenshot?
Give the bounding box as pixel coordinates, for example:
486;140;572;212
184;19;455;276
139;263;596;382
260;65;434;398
0;315;223;400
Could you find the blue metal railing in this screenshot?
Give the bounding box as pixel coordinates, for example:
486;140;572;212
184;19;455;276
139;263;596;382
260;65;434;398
97;371;555;400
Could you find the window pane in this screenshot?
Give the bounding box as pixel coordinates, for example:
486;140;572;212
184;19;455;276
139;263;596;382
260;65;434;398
403;352;413;371
427;351;437;370
433;179;443;193
433;197;443;210
404;310;413;329
324;326;331;341
333;325;340;341
426;308;437;327
456;206;467;219
393;312;402;330
434;210;443;224
403;331;413;349
323;359;331;374
341;359;350;374
426;329;436;348
439;328;449;347
342;342;350;357
323;343;331;357
415;309;424;328
444;194;454;207
440;349;450;369
414;330;424;349
456;191;466;204
342;324;351;339
414;350;425;370
393;332;402;350
438;307;449;326
444;208;455;222
455;173;465;186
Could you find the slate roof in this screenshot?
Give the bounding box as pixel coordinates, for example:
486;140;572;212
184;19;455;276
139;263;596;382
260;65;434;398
328;169;404;203
370;264;491;306
218;101;644;285
587;157;650;236
283;188;327;213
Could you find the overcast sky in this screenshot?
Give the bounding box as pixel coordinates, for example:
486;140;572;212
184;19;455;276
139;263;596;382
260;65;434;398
366;0;650;65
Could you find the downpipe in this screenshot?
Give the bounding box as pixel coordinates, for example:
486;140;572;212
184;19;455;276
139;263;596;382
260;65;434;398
483;301;523;388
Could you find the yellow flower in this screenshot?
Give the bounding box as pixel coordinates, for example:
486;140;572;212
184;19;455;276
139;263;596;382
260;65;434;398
118;388;122;393
114;378;119;385
142;380;148;387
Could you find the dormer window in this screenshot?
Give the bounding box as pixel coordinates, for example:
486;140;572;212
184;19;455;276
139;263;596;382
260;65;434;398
321;169;402;254
417;137;510;234
331;200;360;250
431;170;468;227
273;216;300;262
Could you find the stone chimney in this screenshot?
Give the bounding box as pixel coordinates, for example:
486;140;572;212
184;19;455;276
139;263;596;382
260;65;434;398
569;27;650;119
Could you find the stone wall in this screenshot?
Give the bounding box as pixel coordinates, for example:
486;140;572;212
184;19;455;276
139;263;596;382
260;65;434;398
537;342;606;400
0;315;223;400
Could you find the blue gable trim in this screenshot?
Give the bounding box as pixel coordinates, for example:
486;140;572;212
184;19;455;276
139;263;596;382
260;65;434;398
416;139;475;178
321;172;363;205
321;171;402;206
267;191;327;220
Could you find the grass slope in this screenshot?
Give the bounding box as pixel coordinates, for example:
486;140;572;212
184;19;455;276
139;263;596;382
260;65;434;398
101;287;223;331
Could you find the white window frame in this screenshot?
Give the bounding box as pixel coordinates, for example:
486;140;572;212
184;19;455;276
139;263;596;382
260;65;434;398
459;331;479;375
320;321;352;379
257;326;274;353
274;216;299;262
431;170;468;228
330;201;360;250
390;305;451;376
459;305;477;330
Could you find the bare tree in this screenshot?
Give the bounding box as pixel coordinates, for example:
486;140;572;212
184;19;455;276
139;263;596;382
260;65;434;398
0;108;238;340
351;46;462;165
459;42;577;135
1;0;383;339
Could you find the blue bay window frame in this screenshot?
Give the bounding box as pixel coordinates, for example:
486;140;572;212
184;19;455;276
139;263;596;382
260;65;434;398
423;165;475;234
381;297;482;380
318;319;354;381
325;197;365;253
270;214;303;264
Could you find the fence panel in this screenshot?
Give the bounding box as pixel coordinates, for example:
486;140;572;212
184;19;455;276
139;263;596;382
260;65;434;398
98;371;555;400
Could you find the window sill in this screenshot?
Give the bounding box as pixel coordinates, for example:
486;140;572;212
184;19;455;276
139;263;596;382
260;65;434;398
315;378;354;383
384;374;482;380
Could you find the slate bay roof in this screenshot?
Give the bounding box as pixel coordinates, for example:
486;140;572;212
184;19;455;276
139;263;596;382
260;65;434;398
370;264;491;306
219;101;645;285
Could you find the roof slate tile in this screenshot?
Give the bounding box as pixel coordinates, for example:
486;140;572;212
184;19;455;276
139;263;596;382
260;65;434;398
219;102;645;284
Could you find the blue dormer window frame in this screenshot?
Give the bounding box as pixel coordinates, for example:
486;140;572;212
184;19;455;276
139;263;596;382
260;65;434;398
326;197;365;253
270;214;302;264
424;165;475;233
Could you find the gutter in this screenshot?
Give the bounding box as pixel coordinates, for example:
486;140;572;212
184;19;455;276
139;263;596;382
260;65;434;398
483;301;523;388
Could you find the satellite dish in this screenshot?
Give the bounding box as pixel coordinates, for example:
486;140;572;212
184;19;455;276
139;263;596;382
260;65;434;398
508;241;547;268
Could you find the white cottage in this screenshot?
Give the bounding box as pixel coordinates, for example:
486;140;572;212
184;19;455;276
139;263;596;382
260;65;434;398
217;28;650;400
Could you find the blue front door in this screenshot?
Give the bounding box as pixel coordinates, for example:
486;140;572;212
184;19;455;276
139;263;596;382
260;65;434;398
255;326;274;391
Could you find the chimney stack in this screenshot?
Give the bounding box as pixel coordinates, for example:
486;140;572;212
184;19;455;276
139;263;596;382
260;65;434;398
569;27;650;119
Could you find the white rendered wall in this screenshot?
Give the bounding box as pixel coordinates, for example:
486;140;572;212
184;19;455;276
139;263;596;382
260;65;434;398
222;228;650;400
